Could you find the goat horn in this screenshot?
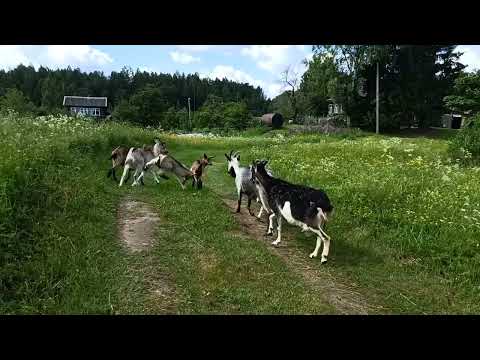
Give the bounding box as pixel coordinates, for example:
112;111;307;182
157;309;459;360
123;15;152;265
229;150;234;158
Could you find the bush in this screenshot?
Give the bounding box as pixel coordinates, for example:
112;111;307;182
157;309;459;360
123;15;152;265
448;113;480;164
0;88;37;115
193;95;253;131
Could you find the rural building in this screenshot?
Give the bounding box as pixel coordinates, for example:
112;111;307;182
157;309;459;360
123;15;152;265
63;96;108;118
327;98;344;116
441;113;463;129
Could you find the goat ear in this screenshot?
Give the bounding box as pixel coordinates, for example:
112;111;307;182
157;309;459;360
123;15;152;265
203;153;208;159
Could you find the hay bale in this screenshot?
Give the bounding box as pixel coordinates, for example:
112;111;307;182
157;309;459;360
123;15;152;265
261;113;284;129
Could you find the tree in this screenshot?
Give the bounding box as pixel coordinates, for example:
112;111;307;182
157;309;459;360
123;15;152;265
312;45;393;127
300;54;341;116
281;66;300;121
0;64;269;122
444;70;480;114
111;99;139;123
0;88;36;114
309;45;466;130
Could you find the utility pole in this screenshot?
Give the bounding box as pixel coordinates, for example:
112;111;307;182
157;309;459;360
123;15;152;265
376;61;380;134
188;97;191;129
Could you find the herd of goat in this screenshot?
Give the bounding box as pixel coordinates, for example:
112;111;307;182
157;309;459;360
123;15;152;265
108;140;334;263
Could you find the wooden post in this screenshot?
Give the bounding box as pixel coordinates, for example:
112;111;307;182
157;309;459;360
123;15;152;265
188;97;191;129
376;61;380;134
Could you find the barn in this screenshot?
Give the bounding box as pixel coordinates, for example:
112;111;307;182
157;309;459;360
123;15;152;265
63;96;108;118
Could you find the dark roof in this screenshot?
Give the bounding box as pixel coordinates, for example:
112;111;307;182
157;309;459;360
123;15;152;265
63;96;107;107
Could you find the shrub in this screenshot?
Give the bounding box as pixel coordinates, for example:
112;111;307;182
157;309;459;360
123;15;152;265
448;113;480;164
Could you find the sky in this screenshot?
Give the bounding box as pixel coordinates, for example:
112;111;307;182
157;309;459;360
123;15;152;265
1;45;480;99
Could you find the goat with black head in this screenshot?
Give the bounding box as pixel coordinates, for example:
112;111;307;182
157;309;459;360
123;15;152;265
251;159;334;263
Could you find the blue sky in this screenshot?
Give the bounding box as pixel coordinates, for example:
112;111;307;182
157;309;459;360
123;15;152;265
1;45;479;99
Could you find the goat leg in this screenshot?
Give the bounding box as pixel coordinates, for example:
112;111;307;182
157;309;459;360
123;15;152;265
112;168;118;182
124;168;132;184
236;191;242;213
247;197;254;216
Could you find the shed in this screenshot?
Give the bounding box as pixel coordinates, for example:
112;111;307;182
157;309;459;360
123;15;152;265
63;96;108;118
261;113;284;129
441;113;463;129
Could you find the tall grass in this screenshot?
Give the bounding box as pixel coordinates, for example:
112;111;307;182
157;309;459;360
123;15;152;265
247;134;480;312
0;112;161;313
2;111;480;313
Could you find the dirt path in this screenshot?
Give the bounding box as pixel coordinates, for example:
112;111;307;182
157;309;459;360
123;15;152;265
221;198;382;315
118;198;161;252
117;197;177;313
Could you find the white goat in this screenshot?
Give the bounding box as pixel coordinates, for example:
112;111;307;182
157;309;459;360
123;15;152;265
225;150;268;218
119;144;168;187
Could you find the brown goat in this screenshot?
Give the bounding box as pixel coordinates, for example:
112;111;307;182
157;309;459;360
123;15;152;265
107;146;134;183
190;153;214;189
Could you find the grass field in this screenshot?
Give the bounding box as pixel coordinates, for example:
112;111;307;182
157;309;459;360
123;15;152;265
1;112;479;314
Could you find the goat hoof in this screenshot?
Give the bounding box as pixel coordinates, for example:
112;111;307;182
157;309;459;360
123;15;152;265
321;256;328;264
309;253;317;259
272;240;280;246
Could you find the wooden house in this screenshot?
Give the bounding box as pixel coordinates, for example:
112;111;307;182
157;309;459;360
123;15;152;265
63;96;108;118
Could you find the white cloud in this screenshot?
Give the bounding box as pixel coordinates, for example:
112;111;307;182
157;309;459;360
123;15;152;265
241;45;291;73
0;45;113;71
45;45;113;66
201;65;284;99
202;65;265;87
457;45;480;72
169;51;200;65
176;45;214;52
0;45;38;69
266;83;284;98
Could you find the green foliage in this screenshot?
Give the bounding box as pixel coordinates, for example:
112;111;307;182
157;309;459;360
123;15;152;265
444;70;480;113
448;113;480;163
111;99;138;123
269;91;293;119
112;84;168;127
309;45;466;130
300;54;340;116
0;88;36;115
193;95;253;130
162;107;189;130
0;65;269;117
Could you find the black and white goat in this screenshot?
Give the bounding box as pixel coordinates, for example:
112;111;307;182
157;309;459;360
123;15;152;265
225;150;267;218
251;160;334;263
